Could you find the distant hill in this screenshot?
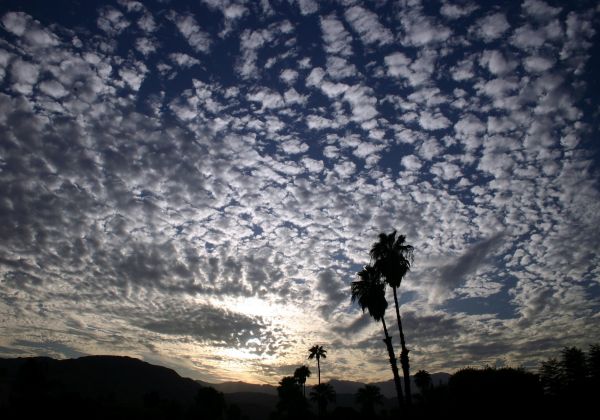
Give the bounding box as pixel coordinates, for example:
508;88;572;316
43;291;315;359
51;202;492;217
204;380;278;395
202;373;451;399
0;355;203;406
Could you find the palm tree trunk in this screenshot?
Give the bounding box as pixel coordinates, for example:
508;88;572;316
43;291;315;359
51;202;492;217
382;317;404;408
392;286;412;405
317;357;321;385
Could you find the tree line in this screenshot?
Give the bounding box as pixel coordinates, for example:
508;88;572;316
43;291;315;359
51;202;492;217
272;343;599;419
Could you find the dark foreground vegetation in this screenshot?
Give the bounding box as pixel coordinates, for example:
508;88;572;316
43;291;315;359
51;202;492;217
1;344;598;420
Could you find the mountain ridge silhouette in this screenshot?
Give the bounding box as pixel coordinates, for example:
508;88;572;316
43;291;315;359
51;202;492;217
0;355;449;401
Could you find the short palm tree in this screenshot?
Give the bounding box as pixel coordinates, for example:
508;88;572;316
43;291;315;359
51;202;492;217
276;376;308;418
351;264;404;407
370;230;414;404
414;369;432;394
355;384;384;416
310;383;335;417
308;345;327;385
294;365;311;397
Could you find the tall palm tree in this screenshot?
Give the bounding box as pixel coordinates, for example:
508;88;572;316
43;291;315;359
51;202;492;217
370;230;414;405
294;365;311;397
308;345;327;385
355;384;384;416
351;264;404;407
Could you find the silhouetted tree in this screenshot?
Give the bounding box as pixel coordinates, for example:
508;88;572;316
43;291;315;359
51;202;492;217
310;383;335;417
275;376;308;420
355;385;383;416
226;403;242;420
588;344;600;388
540;358;563;397
308;345;327;385
351;264;404;407
293;365;311;398
370;231;414;405
449;367;541;416
561;346;587;395
193;386;226;420
538;345;600;416
414;370;432;394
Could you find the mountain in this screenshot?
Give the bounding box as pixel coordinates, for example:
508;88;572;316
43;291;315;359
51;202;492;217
205;380;278;396
200;374;451;399
0;355;204;406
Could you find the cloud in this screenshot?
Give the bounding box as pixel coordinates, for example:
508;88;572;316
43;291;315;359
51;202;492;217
439;235;505;292
296;0;318;16
1;11;29;36
523;55;555;73
399;9;452;46
168;11;211;53
419;111;451;131
343;83;378;122
472;12;511;41
326;55;357;80
138;303;272;350
137;11;156;32
480;50;517;76
10;59;39;94
136;37;158;56
522;0;561;21
317;269;347;318
431;162;462;181
170;52;201;68
344;5;394;47
236;28;273;79
321;14;353;57
97;6;130;35
440;2;478;20
38;80;69;99
401;154;422;171
280;68;298;84
247;88;284;110
385;50;437;87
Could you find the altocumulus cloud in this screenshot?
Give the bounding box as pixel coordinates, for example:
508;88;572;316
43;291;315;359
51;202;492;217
0;0;599;383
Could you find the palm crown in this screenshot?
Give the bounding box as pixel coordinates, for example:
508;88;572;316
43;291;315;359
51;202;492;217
370;230;413;288
351;265;387;322
308;345;327;361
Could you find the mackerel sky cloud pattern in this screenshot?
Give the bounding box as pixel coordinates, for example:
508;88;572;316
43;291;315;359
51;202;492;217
0;0;599;384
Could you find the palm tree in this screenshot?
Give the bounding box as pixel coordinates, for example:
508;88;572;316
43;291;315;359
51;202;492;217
355;384;384;416
294;365;311;397
308;345;327;385
276;376;308;419
351;264;404;407
370;230;414;405
310;383;336;417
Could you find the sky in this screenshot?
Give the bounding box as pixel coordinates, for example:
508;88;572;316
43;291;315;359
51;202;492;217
0;0;599;385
